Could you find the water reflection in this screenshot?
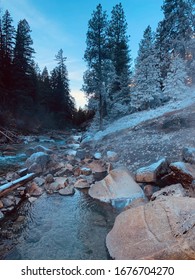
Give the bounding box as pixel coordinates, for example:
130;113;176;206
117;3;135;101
2;190;118;260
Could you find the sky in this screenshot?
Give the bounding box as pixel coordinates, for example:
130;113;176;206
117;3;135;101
0;0;164;108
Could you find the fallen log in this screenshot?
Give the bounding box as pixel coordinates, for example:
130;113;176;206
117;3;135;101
0;173;35;197
0;130;14;143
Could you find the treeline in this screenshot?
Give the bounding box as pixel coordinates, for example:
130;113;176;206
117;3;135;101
0;10;79;131
83;1;195;129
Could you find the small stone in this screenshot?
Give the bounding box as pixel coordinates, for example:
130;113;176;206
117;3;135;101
1;197;15;208
182;147;195;164
45;174;54;184
80;167;92;176
144;185;154;199
6;172;20;182
76;149;86;160
34;177;45;186
0;211;4;220
17;168;28;177
28;197;37;203
15;215;25;223
74;179;90;189
94;152;102;160
107;151;118;161
73;166;81;176
59;186;75;196
0;200;4;208
26;182;43;197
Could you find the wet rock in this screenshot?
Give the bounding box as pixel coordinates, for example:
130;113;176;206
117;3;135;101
45;182;60;193
34;177;45;187
106;197;195;260
0;200;3;208
169;162;195;187
71;135;82;142
73;166;81;177
28;197;37;203
107;151;118;161
94;152;102;160
135;158;169;183
26;182;43;197
0;211;4;220
80;167;92;176
17;168;28;177
15;215;25;223
45;174;54;184
74;179;90;189
1;196;15;208
45;177;68;193
25;152;50;173
67;143;80;150
89;167;144;203
87;160;108;181
58;185;75;196
33;145;52;154
76;149;86;160
182;147;195;164
151;184;187;201
5;171;20;182
65;150;77;157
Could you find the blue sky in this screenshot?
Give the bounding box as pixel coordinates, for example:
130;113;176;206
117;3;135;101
0;0;163;108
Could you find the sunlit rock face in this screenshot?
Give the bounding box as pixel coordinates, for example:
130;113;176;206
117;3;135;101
88;167;144;206
106;197;195;260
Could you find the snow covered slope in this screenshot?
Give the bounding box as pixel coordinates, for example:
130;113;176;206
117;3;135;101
92;89;195;141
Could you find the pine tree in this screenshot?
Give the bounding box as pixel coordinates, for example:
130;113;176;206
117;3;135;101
107;3;131;97
83;4;108;130
50;49;75;127
155;0;195;80
12;19;35;112
163;55;188;99
133;26;161;110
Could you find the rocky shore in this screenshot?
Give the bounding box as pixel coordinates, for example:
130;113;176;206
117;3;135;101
0;103;195;259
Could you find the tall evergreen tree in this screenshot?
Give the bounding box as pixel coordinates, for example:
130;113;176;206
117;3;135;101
83;4;108;130
155;0;195;80
12;19;35;112
50;49;75;126
163;55;188;99
133;26;161;110
107;3;131;97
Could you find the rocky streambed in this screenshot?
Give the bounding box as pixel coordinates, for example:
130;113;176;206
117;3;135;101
0;106;195;260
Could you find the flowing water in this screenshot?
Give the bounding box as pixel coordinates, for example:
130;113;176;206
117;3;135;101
0;137;118;259
0;190;118;260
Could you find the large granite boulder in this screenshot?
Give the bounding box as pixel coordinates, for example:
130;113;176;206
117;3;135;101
106;197;195;260
88;167;144;204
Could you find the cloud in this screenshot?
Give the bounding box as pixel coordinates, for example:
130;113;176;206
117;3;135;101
0;0;73;46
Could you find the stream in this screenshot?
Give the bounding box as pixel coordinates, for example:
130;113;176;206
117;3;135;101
0;135;118;260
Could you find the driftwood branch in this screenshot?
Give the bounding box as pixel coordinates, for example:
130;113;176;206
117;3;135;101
0;130;14;142
0;173;35;197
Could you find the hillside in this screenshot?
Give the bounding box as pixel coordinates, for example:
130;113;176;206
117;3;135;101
83;89;195;173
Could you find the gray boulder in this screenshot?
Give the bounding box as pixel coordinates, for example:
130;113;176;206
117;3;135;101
25;152;50;173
